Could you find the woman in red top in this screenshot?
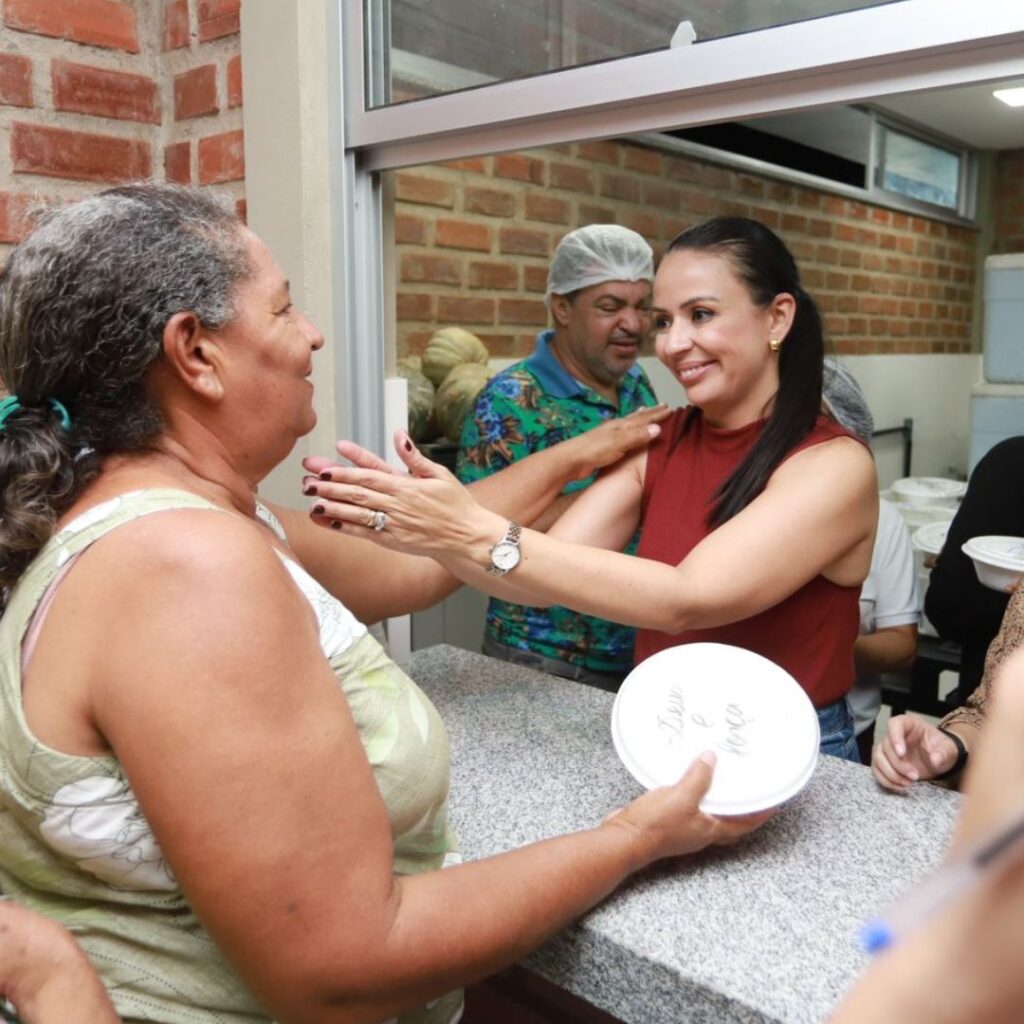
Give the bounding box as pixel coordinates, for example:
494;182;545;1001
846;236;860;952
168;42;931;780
315;218;877;760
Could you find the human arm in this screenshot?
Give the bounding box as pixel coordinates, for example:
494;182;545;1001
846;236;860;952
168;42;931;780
0;900;119;1024
455;402;666;529
941;586;1024;738
924;439;1024;648
831;649;1024;1024
856;505;920;676
315;433;876;633
276;407;668;622
454;381;654;533
872;585;1024;791
855;624;917;676
84;510;764;1024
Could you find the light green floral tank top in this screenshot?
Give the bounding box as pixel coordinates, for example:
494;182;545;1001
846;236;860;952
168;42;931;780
0;489;462;1024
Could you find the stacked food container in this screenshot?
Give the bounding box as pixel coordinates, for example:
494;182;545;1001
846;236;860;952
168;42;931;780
882;476;965;635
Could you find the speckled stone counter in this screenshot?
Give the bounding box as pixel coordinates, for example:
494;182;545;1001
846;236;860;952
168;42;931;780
408;645;962;1024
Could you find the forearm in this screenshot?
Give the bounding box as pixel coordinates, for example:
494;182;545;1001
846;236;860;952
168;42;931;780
429;443;873;632
459;402;667;529
437;512;703;632
299;822;644;1024
529;491;579;533
464;443;589;528
272;502;461;620
854;627;917;676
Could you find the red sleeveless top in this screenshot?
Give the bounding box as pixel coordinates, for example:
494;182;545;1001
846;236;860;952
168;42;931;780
635;408;860;708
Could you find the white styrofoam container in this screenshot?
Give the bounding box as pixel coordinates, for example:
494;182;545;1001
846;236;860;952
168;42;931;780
962;535;1024;592
611;643;819;816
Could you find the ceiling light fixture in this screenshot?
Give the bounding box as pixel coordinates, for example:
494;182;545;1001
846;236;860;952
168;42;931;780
993;87;1024;108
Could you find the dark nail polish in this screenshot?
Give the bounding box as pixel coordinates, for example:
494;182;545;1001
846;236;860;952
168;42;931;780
330;521;343;530
404;438;413;452
319;471;332;481
303;485;317;496
312;504;325;516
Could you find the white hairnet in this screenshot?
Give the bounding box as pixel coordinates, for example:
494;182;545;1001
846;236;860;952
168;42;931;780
545;224;654;305
822;357;874;444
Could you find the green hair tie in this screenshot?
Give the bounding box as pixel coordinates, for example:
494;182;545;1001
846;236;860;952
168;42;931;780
0;395;72;434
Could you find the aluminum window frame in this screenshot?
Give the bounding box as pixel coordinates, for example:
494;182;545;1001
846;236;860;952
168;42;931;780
869;111;978;220
349;0;1024;170
331;0;1024;452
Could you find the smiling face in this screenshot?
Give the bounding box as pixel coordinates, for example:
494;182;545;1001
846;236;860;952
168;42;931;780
652;249;794;429
548;279;652;399
214;230;325;456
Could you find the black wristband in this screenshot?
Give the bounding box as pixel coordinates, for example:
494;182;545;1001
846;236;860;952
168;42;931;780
933;727;969;781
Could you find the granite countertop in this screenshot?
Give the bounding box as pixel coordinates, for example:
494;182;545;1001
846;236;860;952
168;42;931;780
408;645;962;1024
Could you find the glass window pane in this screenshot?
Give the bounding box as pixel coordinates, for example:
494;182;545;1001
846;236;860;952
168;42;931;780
367;0;902;108
881;128;961;210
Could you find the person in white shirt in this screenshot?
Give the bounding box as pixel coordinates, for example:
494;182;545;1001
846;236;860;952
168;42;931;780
822;359;920;764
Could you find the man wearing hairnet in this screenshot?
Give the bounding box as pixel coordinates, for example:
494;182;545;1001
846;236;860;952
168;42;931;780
457;224;658;690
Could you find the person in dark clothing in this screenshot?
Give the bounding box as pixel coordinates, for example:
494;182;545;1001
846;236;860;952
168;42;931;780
924;436;1024;700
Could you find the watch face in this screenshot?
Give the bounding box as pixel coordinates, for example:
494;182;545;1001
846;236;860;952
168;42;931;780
491;541;521;571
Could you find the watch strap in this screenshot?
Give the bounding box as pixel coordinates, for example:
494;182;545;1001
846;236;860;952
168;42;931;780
933;726;968;781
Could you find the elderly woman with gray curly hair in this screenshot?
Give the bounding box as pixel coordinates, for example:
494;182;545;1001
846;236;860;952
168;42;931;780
0;184;766;1024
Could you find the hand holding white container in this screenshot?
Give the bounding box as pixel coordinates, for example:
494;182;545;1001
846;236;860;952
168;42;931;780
611;643;819;816
961;536;1024;593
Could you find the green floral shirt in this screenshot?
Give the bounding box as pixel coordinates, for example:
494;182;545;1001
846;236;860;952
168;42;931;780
457;330;656;673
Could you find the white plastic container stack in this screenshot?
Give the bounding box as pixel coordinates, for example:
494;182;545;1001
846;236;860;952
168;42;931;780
883;479;963;637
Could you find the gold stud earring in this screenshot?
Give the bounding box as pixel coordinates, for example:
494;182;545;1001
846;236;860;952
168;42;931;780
769;338;781;352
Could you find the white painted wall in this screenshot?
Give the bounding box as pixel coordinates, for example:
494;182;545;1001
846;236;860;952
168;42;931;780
241;0;341;509
840;354;981;487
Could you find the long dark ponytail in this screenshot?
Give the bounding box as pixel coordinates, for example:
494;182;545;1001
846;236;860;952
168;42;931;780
667;217;824;527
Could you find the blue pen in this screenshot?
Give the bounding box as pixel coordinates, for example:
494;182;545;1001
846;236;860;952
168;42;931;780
860;804;1024;954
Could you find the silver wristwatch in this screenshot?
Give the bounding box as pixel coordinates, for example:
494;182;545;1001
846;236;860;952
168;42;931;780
487;520;522;576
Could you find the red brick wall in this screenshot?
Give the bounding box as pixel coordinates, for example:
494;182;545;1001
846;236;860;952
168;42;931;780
395;140;978;360
0;0;244;254
161;0;243;207
993;148;1024;255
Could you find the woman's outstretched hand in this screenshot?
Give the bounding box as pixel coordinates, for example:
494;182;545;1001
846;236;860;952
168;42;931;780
302;431;501;558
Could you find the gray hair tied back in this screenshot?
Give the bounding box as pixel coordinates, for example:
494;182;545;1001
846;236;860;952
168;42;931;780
0;183;252;602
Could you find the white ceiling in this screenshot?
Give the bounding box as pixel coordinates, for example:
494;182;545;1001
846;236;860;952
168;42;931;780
872;78;1024;151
